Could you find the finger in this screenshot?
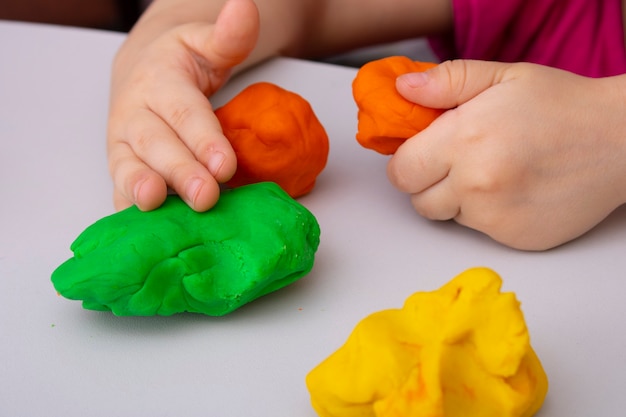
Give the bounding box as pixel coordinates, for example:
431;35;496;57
146;77;237;182
112;109;221;211
409;177;460;221
209;0;260;66
145;0;259;184
396;59;512;109
178;0;260;78
108;142;168;211
113;188;133;211
386;112;455;194
147;0;260;182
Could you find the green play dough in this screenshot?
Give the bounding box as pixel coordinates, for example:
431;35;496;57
51;182;321;316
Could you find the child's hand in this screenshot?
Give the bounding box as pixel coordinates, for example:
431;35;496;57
388;60;626;250
107;0;259;212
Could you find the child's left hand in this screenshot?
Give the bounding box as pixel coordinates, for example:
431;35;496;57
388;60;626;250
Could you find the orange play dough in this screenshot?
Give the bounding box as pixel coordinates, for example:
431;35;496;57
215;82;329;198
353;56;444;155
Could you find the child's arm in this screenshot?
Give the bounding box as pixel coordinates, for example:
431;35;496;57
388;60;626;250
107;0;453;212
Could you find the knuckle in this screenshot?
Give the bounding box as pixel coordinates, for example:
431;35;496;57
127;123;162;152
107;151;126;177
438;59;470;98
411;195;438;220
191;136;216;158
107;141;134;178
467;169;503;194
386;159;407;190
387;150;428;193
462;158;518;196
166;100;195;129
411;191;459;221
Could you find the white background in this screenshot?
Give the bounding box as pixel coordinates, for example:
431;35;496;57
2;21;626;416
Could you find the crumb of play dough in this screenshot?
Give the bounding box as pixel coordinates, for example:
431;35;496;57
306;267;548;417
51;182;320;316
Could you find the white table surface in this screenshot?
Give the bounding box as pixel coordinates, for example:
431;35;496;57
2;20;626;417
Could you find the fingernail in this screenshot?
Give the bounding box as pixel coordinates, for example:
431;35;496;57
398;72;429;88
208;151;226;177
186;177;204;206
133;178;146;204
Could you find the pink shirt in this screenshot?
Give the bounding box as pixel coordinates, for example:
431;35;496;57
429;0;626;77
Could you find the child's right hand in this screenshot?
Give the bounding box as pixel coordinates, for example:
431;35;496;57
106;0;259;212
388;60;626;250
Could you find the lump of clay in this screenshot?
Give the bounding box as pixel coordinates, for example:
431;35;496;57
352;56;444;155
51;182;321;316
215;82;329;198
306;267;548;417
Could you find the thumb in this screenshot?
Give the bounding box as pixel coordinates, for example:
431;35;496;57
181;0;260;69
395;59;512;109
209;0;260;65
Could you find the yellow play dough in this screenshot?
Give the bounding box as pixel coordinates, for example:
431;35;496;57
306;267;548;417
